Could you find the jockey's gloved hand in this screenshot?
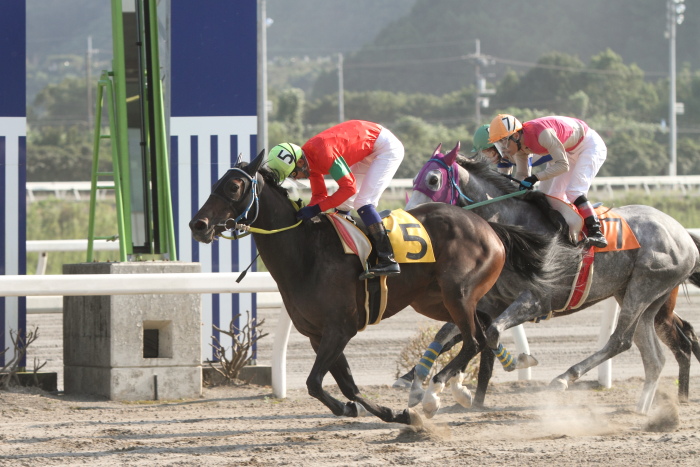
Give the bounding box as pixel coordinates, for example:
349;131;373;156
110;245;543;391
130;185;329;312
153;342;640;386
297;204;322;220
519;175;539;190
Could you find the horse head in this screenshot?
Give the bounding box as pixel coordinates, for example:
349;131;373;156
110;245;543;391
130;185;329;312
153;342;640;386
189;150;266;244
406;142;462;209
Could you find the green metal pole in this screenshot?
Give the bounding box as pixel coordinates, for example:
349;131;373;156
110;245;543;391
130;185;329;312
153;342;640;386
147;0;177;260
110;0;134;256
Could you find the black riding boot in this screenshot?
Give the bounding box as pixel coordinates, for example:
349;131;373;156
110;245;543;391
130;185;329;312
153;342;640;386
359;222;401;280
584;214;607;248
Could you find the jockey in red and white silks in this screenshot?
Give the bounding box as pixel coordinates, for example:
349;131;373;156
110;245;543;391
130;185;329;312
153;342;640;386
489;114;608;248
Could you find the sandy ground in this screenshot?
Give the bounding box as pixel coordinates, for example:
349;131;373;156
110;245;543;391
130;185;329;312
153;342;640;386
2;294;700;466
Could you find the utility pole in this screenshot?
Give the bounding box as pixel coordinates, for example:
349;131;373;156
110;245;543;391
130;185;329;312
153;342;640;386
86;36;94;127
474;39;494;128
666;0;686;176
338;52;344;123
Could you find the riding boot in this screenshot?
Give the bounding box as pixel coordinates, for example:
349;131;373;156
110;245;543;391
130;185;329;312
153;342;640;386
583;214;607;248
574;194;608;248
359;221;401;280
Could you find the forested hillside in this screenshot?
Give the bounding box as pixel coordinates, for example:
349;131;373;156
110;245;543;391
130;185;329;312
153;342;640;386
312;0;700;96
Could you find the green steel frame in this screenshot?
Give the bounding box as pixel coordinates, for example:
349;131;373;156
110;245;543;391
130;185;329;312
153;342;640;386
87;0;176;262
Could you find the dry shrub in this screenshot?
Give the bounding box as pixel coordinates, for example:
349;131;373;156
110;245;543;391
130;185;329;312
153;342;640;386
207;314;268;385
396;324;480;384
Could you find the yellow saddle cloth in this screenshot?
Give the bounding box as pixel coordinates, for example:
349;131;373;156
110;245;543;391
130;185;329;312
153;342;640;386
383;209;436;263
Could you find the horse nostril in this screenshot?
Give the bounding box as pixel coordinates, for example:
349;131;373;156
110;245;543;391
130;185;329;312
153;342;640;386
190;219;209;232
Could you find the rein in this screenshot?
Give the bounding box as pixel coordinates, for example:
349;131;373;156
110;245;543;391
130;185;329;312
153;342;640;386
433;158;527;210
461;189;529;210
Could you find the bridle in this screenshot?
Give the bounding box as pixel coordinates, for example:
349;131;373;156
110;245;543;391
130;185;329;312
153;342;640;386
210;167;260;237
211;167;303;240
415;155;528;210
414;156;474;206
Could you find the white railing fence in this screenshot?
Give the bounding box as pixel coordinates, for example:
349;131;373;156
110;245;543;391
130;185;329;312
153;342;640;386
15;228;700;397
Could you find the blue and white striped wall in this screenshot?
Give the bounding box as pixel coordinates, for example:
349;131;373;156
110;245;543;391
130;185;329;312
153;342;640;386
170;1;259;362
0;1;27;367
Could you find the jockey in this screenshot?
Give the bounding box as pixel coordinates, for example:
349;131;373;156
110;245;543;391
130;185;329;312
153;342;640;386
266;120;404;280
488;114;608;248
472;124;512;174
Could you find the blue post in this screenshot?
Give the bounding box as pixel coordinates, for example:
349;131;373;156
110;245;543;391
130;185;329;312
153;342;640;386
0;1;27;367
169;1;259;362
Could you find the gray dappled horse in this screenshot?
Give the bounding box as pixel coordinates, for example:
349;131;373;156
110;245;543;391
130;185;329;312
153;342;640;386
405;143;700;413
189;151;576;423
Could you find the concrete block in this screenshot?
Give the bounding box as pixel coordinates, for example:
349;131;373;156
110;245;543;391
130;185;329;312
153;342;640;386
63;262;202;401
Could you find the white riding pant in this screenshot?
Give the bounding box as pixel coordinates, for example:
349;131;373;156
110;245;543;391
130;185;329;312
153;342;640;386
538;128;607;204
337;127;404;212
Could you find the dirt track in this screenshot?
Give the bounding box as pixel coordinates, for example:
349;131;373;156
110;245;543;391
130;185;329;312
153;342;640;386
1;294;699;465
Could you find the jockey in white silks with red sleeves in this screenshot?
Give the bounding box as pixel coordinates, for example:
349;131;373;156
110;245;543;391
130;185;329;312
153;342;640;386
488;114;608;248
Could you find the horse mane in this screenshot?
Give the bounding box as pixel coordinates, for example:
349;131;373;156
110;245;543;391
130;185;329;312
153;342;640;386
456;154;569;235
238;161;291;200
455;155;519;195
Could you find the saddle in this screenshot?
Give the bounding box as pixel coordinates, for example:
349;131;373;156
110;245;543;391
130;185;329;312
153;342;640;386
326;209;436;331
537;198;641;319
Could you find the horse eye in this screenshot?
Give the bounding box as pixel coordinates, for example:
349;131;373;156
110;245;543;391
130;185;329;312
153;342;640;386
225;180;240;195
428;174;440;191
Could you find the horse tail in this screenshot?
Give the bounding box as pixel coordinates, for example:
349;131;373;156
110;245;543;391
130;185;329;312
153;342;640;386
687;231;700;289
487;222;581;299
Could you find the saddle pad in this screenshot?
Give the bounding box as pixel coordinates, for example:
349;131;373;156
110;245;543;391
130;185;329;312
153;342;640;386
593;207;641;253
326;213;371;270
383;209;436;263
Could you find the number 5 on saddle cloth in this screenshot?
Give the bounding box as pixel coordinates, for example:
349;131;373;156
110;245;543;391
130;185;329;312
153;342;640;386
326;209;436;330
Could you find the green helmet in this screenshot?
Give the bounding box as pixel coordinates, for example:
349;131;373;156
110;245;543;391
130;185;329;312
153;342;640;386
267;143;303;181
471;124;495;152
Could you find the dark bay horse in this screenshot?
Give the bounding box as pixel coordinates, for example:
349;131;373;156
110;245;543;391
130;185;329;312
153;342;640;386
189;151;579;423
406;143;700;413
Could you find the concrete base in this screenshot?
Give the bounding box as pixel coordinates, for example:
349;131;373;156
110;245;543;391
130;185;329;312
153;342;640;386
63;262;202;401
203;365;271;387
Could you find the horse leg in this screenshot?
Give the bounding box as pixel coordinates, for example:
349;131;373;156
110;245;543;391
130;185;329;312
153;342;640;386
485;289;546;349
305;334;361;418
449;313;493;409
422;303;480;418
653;287;691;402
328;353;418;425
550;293;668;411
393;321;461;389
634;303;667;414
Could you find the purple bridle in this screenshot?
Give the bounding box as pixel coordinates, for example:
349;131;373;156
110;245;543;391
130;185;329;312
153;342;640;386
412;143;473;205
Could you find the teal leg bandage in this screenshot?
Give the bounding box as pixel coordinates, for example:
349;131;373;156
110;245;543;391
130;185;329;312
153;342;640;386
492;343;516;372
415;341;443;380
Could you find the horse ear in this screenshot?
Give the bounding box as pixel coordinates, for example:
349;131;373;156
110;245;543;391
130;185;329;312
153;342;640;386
444;142;460;165
432;143;443;157
245;149;266;175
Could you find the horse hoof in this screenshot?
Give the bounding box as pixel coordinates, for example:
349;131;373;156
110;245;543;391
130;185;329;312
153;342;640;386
353;402;368;417
408;390;424;408
422;393;441;418
452;386;473;408
515;353;538;369
550;377;568;391
408;408;423;429
392;377;412;389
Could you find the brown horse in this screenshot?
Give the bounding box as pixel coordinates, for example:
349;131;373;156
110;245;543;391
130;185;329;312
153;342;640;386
189;151;571;424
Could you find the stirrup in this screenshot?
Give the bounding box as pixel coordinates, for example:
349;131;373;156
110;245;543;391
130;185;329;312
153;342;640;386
359;262;400;280
585;234;607;248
